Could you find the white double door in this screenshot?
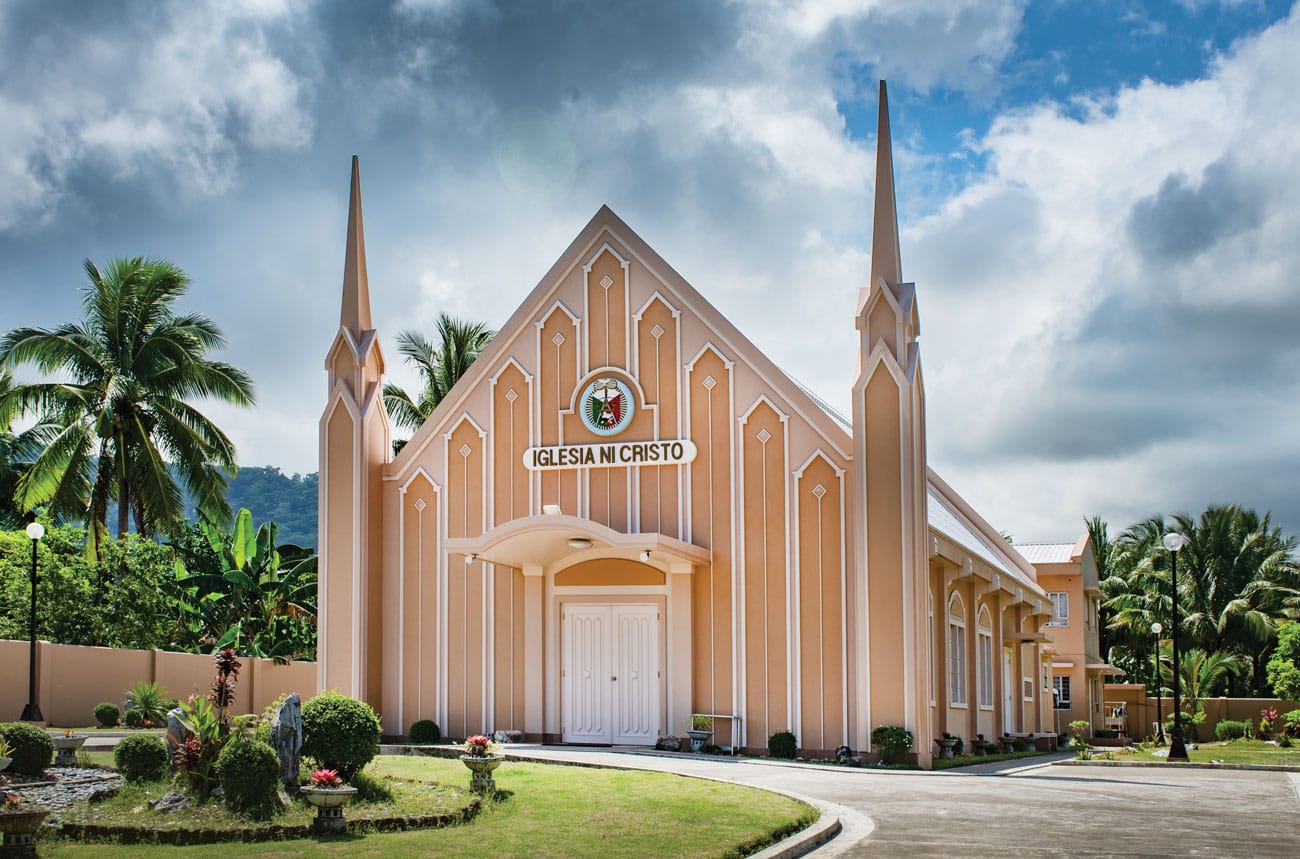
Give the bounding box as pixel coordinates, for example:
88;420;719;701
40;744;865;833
562;604;660;745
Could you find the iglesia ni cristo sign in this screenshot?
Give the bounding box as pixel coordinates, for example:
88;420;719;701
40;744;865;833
522;439;697;471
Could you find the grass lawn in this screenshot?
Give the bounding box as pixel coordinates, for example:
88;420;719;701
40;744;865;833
1103;739;1300;766
42;754;816;858
930;750;1052;770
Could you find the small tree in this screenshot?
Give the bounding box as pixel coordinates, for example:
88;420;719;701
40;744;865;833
1266;622;1300;700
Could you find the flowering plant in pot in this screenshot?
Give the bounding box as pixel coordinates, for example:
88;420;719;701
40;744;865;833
52;728;87;767
0;738;13;774
299;769;357;833
459;735;503;794
1;790;51;852
686;715;713;752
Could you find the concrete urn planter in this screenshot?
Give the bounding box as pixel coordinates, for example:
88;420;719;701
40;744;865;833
51;735;87;767
300;786;357;833
686;729;713;753
936;738;958;759
459;754;504;795
0;758;11;774
0;808;50;859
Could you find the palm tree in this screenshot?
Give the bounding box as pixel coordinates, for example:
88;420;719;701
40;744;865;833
1158;645;1247;734
383;313;494;443
0;257;254;551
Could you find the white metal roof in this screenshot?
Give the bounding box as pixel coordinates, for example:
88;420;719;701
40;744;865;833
927;489;1014;576
1014;542;1077;565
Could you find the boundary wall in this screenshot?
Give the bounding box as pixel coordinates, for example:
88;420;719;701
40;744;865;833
1103;683;1299;740
0;639;317;726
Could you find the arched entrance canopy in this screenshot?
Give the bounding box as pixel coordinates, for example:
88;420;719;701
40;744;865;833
445;513;710;575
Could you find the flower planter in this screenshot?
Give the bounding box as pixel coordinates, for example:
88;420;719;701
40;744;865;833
52;735;87;767
0;758;11;774
686;729;713;753
459;754;504;795
936;738;957;759
299;786;357;834
0;809;50;859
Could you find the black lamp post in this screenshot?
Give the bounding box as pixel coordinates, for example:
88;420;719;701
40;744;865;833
1163;532;1189;762
1150;621;1164;745
19;521;45;722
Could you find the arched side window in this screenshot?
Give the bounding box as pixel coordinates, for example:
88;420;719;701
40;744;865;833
948;592;967;707
977;606;994;709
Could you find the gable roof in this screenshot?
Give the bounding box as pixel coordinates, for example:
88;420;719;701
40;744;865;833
1014;542;1079;565
390;205;853;473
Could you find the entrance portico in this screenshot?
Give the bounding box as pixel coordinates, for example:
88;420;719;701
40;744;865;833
448;513;708;744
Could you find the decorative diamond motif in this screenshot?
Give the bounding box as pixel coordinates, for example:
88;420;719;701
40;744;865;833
505;388;518;403
413;498;427;511
701;375;716;391
811;484;827;499
650;324;664;339
459;443;472;458
756;429;771;444
599;275;614;288
552;332;566;346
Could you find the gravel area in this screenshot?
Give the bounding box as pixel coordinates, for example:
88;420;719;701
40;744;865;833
2;766;122;813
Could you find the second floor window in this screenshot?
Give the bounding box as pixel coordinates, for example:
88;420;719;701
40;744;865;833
1048;592;1069;627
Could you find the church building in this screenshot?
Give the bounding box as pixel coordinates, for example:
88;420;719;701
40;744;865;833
318;83;1058;768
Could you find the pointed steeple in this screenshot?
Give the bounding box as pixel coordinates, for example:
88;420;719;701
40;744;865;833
340;155;373;334
869;80;903;289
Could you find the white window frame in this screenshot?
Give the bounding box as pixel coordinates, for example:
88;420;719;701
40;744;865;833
948;593;967;708
977;607;994;710
1053;674;1071;708
1047;592;1069;627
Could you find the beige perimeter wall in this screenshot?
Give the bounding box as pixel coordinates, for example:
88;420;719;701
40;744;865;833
0;639;318;726
1103;683;1300;739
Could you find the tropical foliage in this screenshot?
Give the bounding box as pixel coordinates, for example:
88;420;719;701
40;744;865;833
1266;621;1300;701
0;257;254;552
1095;504;1300;697
169;509;317;661
383;313;494;447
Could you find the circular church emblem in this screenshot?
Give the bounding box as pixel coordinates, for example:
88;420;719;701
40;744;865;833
580;377;635;436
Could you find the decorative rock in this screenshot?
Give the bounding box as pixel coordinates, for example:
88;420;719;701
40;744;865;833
269;693;303;788
492;730;523;744
148;790;193;814
164;708;191;759
655;736;682;752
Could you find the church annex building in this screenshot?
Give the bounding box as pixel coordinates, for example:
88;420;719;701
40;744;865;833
318;84;1081;768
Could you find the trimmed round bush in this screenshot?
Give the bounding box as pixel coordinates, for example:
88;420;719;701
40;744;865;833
301;691;381;779
217;739;281;820
114;734;168;782
0;722;54;775
768;730;797;759
124;707;145;728
870;725;915;764
94;702;121;728
409;719;441;745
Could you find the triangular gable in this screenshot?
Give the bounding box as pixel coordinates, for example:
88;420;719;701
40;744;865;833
392;205;852;469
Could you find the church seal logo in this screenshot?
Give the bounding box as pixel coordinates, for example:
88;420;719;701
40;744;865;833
580;377;635;437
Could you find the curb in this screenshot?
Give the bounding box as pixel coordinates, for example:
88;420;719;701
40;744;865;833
751;814;842;859
1054;759;1300;773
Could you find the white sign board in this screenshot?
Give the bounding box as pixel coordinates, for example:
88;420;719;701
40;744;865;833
522;439;697;471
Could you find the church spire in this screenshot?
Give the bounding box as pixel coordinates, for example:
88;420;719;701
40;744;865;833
340;155;373;334
869;80;903;289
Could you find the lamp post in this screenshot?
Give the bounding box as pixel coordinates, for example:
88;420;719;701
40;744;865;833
20;521;45;722
1162;532;1189;762
1150;621;1164;745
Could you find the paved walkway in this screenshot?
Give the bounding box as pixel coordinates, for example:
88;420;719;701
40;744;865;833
506;746;1300;857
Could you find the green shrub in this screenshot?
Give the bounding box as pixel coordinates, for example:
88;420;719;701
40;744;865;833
94;702;121;728
870;725;914;764
1011;739;1030;752
1281;709;1300;738
1215;719;1252;741
217;739;281;820
113;734;168;782
409;719;441;745
767;730;797;759
1093;728;1118;739
301;691;381;779
0;722;54;775
124;681;171;726
123;707;144;728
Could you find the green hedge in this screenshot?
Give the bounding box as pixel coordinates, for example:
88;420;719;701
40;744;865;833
0;722;53;775
114;734;169;782
217;739;281;820
301;691;381;779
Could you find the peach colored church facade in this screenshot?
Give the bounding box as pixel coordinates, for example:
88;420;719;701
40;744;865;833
318;85;1062;767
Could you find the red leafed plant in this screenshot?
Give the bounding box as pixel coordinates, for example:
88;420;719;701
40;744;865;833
310;768;343;788
463;735;496;757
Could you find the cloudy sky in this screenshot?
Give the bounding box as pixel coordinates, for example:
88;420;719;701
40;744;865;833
2;0;1298;542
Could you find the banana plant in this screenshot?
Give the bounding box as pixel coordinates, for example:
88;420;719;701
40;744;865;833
169;509;317;662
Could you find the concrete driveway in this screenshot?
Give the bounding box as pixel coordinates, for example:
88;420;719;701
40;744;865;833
508;747;1300;857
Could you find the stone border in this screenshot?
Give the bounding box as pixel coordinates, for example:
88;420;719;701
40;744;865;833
51;798;479;845
1055;759;1300;773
